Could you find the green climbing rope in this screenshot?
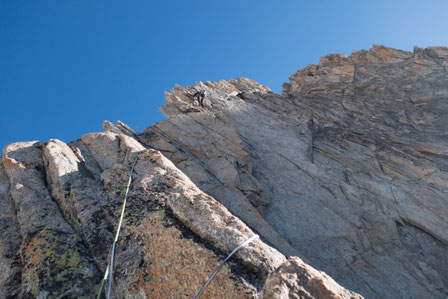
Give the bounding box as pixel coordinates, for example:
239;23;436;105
97;154;139;299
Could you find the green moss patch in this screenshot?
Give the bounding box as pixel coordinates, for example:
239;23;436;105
21;229;99;297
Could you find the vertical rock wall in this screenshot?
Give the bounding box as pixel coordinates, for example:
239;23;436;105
139;46;448;298
1;45;446;298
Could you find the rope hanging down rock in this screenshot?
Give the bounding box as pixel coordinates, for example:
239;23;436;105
97;154;139;299
194;234;259;299
96;153;258;298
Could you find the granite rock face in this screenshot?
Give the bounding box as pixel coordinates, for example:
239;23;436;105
140;45;448;298
0;133;289;298
1;45;447;298
261;257;363;299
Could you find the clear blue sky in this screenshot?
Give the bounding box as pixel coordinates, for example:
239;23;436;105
1;1;447;150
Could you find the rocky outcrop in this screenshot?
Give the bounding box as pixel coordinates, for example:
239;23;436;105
261;257;363;299
1;45;447;298
137;45;448;298
0;133;289;298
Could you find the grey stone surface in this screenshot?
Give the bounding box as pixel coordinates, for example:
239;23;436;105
2;141;100;298
139;45;448;298
2;45;445;298
42;139;113;268
0;131;300;297
261;256;363;299
0;162;22;298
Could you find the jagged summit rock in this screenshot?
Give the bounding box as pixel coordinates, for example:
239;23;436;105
1;45;447;298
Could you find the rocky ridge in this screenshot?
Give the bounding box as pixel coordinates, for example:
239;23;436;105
1;45;447;298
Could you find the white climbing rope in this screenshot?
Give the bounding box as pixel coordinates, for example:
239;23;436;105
96;153;259;298
194;234;259;299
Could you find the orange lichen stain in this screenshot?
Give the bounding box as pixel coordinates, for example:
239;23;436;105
128;210;253;298
2;157;26;170
334;65;355;76
411;96;431;105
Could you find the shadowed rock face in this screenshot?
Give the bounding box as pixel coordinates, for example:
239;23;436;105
0;45;446;298
140;45;448;298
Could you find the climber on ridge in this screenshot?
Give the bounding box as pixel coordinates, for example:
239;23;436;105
193;90;206;107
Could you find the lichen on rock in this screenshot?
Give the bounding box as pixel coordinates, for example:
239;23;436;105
1;45;448;298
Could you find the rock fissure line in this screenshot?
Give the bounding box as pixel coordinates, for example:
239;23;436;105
2;45;448;298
